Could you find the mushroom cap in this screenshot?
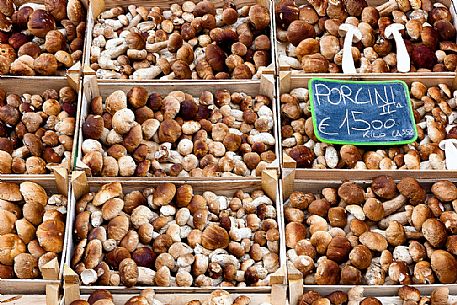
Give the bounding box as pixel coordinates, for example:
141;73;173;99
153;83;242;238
13;252;39;279
20;182;48;206
0;12;12;32
36;219;65;252
0;233;26;265
0;182;22;201
27;9;56;38
93;182;123;206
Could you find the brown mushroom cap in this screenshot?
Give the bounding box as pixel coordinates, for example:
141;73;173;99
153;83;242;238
422;218;447;248
153;183;177;206
13;252;39;279
0;209;16;235
0;234;26;265
431;180;457;202
315;258;340;284
0;182;22;201
27;10;56;38
338;182;365;205
326;236;351;263
119;258;138;287
285;222;307;248
36;219;65;252
20;182;48;206
87;289;113;304
431;250;457;283
397;177;426;205
371;175;397;199
201;224;229;250
287;20;316;46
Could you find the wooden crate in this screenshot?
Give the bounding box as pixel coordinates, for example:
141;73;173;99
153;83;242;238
68;292;283;305
0;76;82;184
277;72;457;198
3;0;87;78
0;175;71;300
283;177;457;305
294;286;457;305
62;171;286;304
74;74;280;179
274;0;457;77
83;0;277;81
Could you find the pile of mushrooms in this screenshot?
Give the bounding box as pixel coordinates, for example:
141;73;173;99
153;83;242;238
298;285;451;305
0;0;86;75
81;87;276;177
286;176;457;284
281;82;457;169
72;182;280;287
70;289;262;305
0;85;76;174
276;0;457;73
90;0;271;80
0;181;66;279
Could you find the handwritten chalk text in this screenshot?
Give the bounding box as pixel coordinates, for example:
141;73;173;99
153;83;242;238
310;79;416;144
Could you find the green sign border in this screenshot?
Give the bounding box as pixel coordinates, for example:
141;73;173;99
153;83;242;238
308;78;419;146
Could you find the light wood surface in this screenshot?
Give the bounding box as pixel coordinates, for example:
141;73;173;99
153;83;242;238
0;295;47;305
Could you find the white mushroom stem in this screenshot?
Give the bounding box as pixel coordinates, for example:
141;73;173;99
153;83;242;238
339;23;362;74
385;23;410;72
383;194;407;216
378;208;413;229
138;267;156;285
81;269;97;285
132;66;162;80
376;0;399;16
439;139;457;170
279;55;301;69
146;41;168;53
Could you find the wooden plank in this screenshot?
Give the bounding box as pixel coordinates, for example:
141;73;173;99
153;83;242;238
64;283;80;305
63;264;79;284
0;279;59;295
281;168;296;200
53;167;69;197
46;284;59;305
71;171;89;201
41;258;59;280
75;293;273;305
0;295;47;305
0;77;68;95
289;279;304;305
271;285;287;305
262;169;279;202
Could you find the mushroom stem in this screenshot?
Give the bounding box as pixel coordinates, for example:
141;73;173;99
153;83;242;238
376;0;399;16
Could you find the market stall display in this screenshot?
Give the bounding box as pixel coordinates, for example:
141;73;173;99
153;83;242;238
0;0;86;76
85;0;274;80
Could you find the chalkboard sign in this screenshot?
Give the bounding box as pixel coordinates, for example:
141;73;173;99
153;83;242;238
309;78;418;145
